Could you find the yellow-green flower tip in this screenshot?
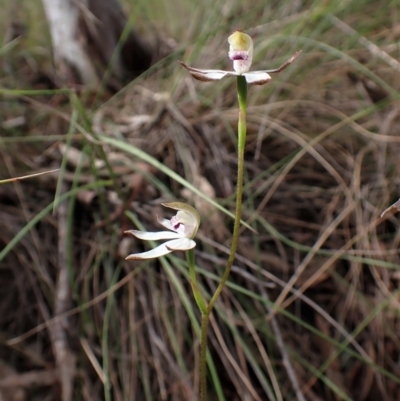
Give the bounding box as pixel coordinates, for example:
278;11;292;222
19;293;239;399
228;31;253;51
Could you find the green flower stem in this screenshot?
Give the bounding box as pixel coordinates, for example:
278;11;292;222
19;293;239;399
200;312;210;401
208;75;247;312
187;249;207;314
199;75;248;401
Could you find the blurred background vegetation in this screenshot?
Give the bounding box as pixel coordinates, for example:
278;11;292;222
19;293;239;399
1;0;400;400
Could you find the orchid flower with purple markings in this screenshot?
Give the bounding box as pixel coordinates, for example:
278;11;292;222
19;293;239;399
125;202;200;260
180;30;301;85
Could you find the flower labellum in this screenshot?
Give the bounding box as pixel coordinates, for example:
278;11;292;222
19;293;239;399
228;31;253;74
180;30;301;86
125;202;200;260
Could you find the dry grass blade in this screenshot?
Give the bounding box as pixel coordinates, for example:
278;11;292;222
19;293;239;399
0;169;59;184
380;199;400;218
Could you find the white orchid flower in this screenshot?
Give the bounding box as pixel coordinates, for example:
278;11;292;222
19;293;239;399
180;30;301;85
125;202;200;260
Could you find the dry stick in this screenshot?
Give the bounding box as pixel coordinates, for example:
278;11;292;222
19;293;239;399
52;182;76;401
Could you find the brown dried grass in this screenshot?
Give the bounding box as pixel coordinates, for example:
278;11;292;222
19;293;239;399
1;2;400;400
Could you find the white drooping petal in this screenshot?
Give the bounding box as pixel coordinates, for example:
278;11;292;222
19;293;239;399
125;229;182;240
126;243;173;260
179;62;237;82
191;69;235;81
243;71;272;85
165;238;196;251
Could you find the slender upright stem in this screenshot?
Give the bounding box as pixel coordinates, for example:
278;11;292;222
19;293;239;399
199;311;210;401
207;75;247;313
198;75;247;401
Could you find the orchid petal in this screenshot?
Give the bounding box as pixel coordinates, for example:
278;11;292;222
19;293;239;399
188;70;234;81
165;238;196;251
263;50;302;74
243;71;272;85
156;216;177;232
126;243;172;260
124;230;182;240
179;62;237;82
